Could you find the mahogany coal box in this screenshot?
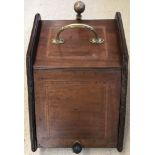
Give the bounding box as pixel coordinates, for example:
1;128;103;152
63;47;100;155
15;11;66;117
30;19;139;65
26;1;128;154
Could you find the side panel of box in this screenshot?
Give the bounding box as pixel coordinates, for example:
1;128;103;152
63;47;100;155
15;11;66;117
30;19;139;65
115;12;129;152
26;14;42;152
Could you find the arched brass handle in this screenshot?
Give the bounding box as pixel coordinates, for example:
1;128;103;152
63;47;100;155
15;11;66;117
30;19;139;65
52;23;104;44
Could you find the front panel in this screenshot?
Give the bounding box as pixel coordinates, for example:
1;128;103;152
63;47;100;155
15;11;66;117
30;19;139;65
34;69;121;148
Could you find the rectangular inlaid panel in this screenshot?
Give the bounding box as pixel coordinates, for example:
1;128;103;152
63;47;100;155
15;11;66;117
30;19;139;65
46;27;108;60
34;20;122;69
34;69;121;147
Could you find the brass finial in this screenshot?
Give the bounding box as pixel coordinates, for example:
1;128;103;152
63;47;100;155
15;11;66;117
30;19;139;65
74;1;85;20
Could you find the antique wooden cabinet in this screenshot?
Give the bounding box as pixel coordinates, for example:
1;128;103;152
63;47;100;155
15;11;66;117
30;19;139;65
26;1;128;154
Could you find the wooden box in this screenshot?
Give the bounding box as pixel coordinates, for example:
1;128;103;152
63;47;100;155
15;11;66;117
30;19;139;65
26;9;128;153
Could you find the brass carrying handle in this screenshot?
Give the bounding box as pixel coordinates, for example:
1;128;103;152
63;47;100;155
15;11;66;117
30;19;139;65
52;23;104;44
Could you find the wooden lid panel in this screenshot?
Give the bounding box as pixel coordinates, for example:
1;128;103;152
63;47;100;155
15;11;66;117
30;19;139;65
34;20;122;69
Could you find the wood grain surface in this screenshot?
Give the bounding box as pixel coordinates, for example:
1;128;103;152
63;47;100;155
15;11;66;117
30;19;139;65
26;13;41;152
34;69;121;148
115;12;129;152
28;16;127;151
34;20;122;69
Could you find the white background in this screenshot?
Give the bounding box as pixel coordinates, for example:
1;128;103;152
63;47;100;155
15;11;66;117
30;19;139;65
0;0;155;155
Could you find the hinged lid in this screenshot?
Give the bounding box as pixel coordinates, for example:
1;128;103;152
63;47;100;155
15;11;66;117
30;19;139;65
33;1;123;69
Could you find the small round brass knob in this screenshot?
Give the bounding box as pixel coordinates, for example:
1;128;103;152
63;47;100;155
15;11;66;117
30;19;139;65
74;1;85;20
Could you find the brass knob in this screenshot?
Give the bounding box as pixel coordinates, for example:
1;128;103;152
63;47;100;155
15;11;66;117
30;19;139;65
74;1;85;20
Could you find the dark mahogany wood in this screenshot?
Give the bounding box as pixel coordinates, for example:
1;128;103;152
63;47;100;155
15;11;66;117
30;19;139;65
26;13;42;152
34;69;121;148
33;19;122;69
26;12;128;152
115;12;129;152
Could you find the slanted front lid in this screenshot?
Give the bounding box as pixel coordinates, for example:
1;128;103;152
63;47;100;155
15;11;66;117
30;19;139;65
33;2;122;69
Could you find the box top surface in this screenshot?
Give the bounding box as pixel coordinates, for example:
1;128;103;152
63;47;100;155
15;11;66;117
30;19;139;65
33;20;122;69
